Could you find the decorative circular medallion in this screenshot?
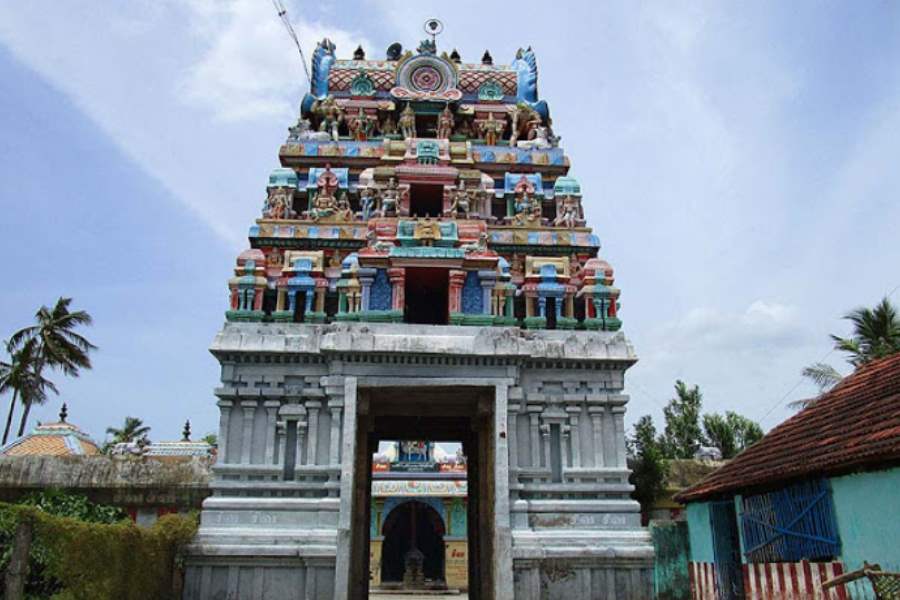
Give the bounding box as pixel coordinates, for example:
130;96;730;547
410;66;443;92
394;54;458;100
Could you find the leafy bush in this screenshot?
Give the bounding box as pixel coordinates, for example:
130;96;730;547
0;493;197;600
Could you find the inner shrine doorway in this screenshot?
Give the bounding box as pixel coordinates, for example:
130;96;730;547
379;500;446;586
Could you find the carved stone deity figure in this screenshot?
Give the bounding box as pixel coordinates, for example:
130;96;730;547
414;217;441;246
479;112;505;146
553;196;580;227
399;104;417;139
381;114;397;136
447;181;471;218
512;175;541;225
437;105;455;139
309;165;340;221
366;227;393;253
315;96;343;141
379;177;400;216
336;191;354;221
461;230;488;255
359;188;376;221
509;104;542;147
287;117;330;142
263;189;293;220
348;107;374;141
517;126;552;149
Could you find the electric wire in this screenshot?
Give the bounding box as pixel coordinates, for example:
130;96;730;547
271;0;311;86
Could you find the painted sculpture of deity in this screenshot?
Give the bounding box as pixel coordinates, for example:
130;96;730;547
263;189;293;220
381;114;397;136
553;196;580;227
509;104;542;147
446;181;471;218
437;105;455;139
315;96;343;141
479;112;505;146
399;104;416;139
461;230;489;255
378;177;400;217
359;188;376;221
512;175;541;225
287;118;330;142
309;165;340;221
348;108;375;141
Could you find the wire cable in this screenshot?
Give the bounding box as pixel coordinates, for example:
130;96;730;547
271;0;311;86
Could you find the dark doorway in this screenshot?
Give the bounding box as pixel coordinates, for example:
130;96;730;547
380;501;446;584
546;297;557;330
710;500;745;600
409;184;444;217
292;292;307;323
415;114;438;138
404;268;449;325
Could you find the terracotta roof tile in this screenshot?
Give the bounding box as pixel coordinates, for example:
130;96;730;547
676;352;900;502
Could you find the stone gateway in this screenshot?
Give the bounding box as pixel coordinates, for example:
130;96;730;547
183;33;653;600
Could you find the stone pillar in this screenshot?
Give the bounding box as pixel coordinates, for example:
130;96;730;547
589;408;606;468
448;270;465;314
334;377;358;600
528;409;541;467
276;289;286;312
567;410;581;468
240;400;257;465
493;383;514;600
507;402;520;471
478;270;497;315
329;405;343;466
612;405;627;468
217;399;233;463
540;423;551;471
388;268;405;312
358;268;376;311
264;400;280;465
306;401;321;465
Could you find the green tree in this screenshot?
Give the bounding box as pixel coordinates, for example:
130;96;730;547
660;380;704;459
105;416;151;450
702;411;763;459
628;415;669;517
0;340;58;445
202;432;218;447
8;298;96;436
831;297;900;367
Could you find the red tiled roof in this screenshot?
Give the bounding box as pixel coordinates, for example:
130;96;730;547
676;352;900;502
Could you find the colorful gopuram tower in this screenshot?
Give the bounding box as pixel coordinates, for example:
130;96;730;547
184;33;652;600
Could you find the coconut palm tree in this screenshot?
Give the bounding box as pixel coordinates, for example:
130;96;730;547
0;340;59;444
8;297;96;436
105;416;151;448
831;297;900;367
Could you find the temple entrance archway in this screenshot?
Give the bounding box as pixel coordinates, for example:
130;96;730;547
380;500;446;585
404;268;449;325
343;383;510;600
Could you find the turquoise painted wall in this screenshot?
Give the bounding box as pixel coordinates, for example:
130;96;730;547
686;501;715;563
831;468;900;572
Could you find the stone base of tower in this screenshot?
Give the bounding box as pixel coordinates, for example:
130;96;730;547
182;322;653;599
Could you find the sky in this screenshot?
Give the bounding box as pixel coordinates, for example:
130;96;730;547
1;1;899;444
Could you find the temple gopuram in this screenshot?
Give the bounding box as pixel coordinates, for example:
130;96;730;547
184;28;652;600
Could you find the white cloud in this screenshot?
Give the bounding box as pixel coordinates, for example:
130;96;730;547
180;0;372;121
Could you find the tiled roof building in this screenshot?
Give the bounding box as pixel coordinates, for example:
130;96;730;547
677;352;900;502
0;405;100;457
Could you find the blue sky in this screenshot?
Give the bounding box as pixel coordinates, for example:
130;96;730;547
1;1;899;443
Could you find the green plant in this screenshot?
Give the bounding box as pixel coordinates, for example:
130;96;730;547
831;297;900;367
628;415;670;517
8;297;96;436
0;498;197;600
660;381;704;459
702;412;763;459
